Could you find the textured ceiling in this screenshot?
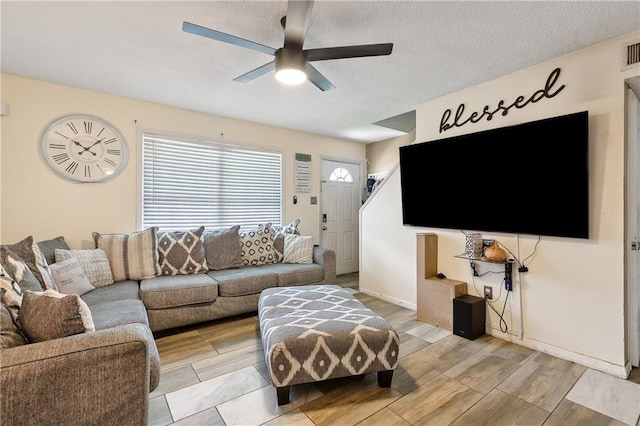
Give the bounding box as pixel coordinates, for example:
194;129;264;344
2;1;639;143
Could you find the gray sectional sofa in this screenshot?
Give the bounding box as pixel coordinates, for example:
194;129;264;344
0;225;336;425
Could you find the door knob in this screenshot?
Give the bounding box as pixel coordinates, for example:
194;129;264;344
322;226;327;231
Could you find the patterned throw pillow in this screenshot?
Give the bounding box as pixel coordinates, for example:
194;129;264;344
239;223;278;266
54;248;114;288
157;227;208;276
19;290;95;343
0;301;26;348
92;227;161;282
48;257;96;296
0;264;26;328
273;219;301;260
283;234;314;264
3;236;55;290
0;247;43;294
203;225;244;271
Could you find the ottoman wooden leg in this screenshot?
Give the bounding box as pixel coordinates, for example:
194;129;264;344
276;386;290;406
377;370;394;388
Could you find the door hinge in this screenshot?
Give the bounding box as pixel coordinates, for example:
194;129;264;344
632;241;640;251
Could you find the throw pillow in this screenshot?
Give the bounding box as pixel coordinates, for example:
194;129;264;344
203;225;244;271
48;257;95;296
3;236;56;290
0;264;25;326
283;234;314;264
0;247;43;293
54;248;114;287
92;227;161;281
0;301;26;348
19;290;95;343
157;227;208;276
239;223;278;266
37;236;71;265
273;219;301;259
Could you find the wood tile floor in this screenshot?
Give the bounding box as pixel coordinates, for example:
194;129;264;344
148;273;640;426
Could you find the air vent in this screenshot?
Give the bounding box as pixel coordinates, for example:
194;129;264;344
622;40;640;70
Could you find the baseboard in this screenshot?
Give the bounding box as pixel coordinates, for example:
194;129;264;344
358;288;417;311
513;335;629;379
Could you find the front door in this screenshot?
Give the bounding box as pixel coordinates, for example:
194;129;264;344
320;160;361;275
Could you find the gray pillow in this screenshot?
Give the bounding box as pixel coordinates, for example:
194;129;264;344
37;236;70;265
0;247;43;293
203;225;243;271
0;301;26;348
19;290;95;343
157;227;208;276
3;236;55;290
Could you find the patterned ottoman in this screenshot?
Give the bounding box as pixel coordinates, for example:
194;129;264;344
258;285;400;405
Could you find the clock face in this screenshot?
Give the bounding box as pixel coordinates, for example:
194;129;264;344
40;114;129;183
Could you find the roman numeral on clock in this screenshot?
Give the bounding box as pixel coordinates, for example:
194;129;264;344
104;158;117;167
49;143;66;150
84;121;92;134
103;137;117;145
52;152;70;164
66;122;79;134
65;161;78;174
84;165;91;178
107;149;121;156
54;131;69;139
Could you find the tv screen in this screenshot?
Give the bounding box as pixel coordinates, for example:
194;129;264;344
399;111;589;239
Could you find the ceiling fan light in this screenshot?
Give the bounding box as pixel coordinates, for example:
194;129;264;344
276;68;307;85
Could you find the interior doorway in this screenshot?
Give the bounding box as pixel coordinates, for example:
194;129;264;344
626;78;640;369
320;159;361;275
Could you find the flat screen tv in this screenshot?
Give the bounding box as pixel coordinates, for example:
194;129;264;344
399;110;589;239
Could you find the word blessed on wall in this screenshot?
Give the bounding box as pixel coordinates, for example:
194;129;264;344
439;67;566;133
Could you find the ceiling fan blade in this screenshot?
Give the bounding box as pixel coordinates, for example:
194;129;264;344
182;21;276;56
306;63;336;91
233;61;276;83
307;43;394;61
283;0;314;48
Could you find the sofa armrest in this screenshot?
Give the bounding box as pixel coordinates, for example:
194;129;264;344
313;245;336;284
0;323;154;426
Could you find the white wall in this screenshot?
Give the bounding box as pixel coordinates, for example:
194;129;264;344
0;73;365;249
361;31;640;378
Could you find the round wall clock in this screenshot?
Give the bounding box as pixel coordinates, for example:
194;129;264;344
39;114;129;183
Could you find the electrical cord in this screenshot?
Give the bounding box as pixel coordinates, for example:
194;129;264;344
486;279;510;333
521;235;541;266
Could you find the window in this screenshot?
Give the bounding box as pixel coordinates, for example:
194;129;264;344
142;133;282;230
329;167;353;182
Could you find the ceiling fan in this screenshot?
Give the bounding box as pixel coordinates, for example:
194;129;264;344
182;0;393;91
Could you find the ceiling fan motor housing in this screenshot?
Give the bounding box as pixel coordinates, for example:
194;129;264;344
275;48;309;73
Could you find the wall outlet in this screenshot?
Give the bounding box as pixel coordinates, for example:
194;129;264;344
484;285;493;300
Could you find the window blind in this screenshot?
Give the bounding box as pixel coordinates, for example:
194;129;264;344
142;133;282;230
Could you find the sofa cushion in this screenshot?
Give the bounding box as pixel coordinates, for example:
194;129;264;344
157;227;208;276
93;227;161;281
3;236;55;290
203;225;243;271
48;257;95;296
37;235;70;265
19;290;95;342
0;301;26;348
89;299;149;331
140;274;218;309
239;223;278;267
207;267;278;297
248;262;323;287
54;248;114;288
81;281;141;307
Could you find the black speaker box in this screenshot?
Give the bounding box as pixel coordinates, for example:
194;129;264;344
453;295;486;340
